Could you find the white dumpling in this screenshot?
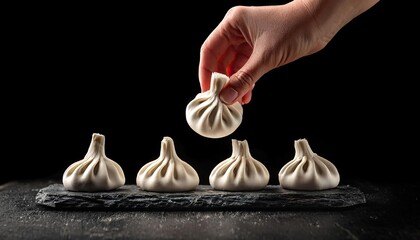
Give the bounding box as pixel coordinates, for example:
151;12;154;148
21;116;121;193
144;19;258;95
62;133;125;192
186;72;243;139
209;139;270;191
278;138;340;190
136;136;199;192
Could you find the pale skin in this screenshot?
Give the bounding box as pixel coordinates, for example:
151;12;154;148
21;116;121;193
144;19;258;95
199;0;380;105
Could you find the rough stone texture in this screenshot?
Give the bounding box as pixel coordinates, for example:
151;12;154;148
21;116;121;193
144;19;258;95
2;179;420;240
35;184;365;210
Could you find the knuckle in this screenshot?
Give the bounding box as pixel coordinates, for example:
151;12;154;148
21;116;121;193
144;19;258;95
234;71;254;91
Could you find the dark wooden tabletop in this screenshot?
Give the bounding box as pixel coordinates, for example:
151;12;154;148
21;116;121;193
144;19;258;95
1;178;419;240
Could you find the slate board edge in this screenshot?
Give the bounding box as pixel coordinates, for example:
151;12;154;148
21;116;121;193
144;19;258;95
35;184;366;211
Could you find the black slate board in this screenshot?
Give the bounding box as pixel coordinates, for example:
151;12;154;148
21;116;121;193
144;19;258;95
35;184;366;210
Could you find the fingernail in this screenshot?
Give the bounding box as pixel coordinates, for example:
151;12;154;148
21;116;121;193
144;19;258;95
220;87;238;105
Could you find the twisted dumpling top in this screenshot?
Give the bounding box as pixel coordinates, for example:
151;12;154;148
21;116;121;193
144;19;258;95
278;138;340;190
136;136;200;192
186;72;243;139
62;133;125;192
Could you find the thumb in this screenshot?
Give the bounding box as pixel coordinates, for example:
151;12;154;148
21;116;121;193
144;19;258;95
220;55;268;105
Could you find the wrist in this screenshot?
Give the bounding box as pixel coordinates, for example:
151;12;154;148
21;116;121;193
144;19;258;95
295;0;380;41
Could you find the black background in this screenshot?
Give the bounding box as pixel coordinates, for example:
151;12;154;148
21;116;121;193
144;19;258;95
2;1;418;185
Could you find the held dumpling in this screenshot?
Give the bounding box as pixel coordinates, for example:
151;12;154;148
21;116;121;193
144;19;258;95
62;133;125;192
186;72;243;139
136;136;200;192
278;138;340;190
209;139;270;191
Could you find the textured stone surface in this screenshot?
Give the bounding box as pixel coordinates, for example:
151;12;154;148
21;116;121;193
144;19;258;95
2;179;420;240
35;184;366;210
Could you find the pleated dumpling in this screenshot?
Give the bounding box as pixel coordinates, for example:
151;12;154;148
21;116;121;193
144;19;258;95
136;136;200;192
186;72;243;139
209;139;270;191
278;138;340;190
62;133;126;192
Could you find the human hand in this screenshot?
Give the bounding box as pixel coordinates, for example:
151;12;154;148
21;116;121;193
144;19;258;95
199;0;379;105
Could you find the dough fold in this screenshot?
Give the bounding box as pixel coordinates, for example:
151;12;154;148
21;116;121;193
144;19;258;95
136;136;199;192
210;139;270;191
186;72;243;138
62;133;125;192
278;138;340;190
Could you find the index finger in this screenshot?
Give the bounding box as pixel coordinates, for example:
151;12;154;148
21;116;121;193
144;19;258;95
198;25;231;92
